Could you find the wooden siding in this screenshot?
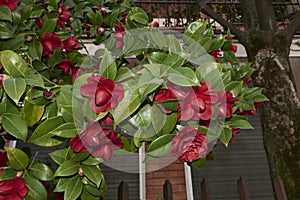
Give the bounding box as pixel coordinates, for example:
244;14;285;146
191;115;274;200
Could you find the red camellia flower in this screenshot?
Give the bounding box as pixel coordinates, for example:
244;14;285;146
43;90;53;99
230;44;238;53
209;50;222;62
178;82;218;121
71;67;88;83
100;113;114;126
172;126;208;162
229;128;240;143
39;33;61;57
80;74;124;113
0;0;19;11
79;121;123;160
62;36;80;52
57;2;72;28
56;60;75;74
0;177;29;200
113;23;125;49
0;151;8;167
217;91;235;118
70;135;88;153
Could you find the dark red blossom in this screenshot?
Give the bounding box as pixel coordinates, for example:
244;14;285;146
230;44;238;53
62;36;80;52
0;74;8;85
154;88;178;114
151;21;159;28
178;82;218;121
209;50;222;62
172;126;208;162
0;152;8;167
0;177;28;200
121;14;128;24
71;67;88;83
79;121;123;160
43;90;53;99
100;8;107;15
217;91;235;118
113;23;125;49
229;128;240;143
57;2;72;28
0;0;19;11
80;74;124;113
100;113;114;126
244;77;252;84
39;33;61;57
56;60;75;74
70;135;88;153
237;102;264;116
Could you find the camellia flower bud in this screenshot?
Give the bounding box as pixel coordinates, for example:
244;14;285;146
78;168;84;177
98;27;105;35
100;7;107;15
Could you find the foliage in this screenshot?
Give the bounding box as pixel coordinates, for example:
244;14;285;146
0;0;267;199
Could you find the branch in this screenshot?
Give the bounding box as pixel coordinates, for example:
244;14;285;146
281;12;300;46
197;0;248;45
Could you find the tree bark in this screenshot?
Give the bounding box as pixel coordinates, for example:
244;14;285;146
252;48;300;199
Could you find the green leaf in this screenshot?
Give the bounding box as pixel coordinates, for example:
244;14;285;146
219;128;232;147
0;168;16;181
223;50;237;62
146;134;174;158
23;100;45;127
129;12;149;25
225;118;254;129
27;39;43;60
54;160;79;177
0;6;12;22
225;81;243;97
191;157;206;168
111;87;141;125
56;85;73;107
54;177;70;192
5;147;29;170
49;148;70;165
129;104;151;128
167;67;199;86
99;49;117;80
29;116;65;146
0;50;29;77
25;74;44;88
23;174;47;200
81;157;103;166
0;93;20;116
30;163;54;181
49;123;78;138
3;78;26;105
61;105;74;123
210;35;225;50
151;106;177;136
196;61;223;90
0;35;25;51
65;176;83;200
40;18;57;35
2;114;28;141
87;10;103;26
81;165;103;188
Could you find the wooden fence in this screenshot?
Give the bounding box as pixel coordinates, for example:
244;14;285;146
117;176;287;200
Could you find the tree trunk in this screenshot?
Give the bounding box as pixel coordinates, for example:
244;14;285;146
251;48;300;199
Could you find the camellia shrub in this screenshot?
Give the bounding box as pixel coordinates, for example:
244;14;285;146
0;0;267;199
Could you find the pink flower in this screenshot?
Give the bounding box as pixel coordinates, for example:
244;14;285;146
57;2;72;28
0;177;28;200
237;102;264;116
217;91;235;118
80;74;124;113
79;121;123;160
56;60;75;75
113;23;125;49
0;0;19;11
39;33;61;57
71;67;88;83
70;135;88;153
100;113;114;126
62;36;80;52
172;126;208;162
178;82;218;121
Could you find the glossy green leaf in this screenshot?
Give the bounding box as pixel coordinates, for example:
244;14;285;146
5;147;29;170
0;35;25;51
65;176;83;200
29;116;65;146
146;134;174;158
54;177;70;192
27;39;43;60
23;174;47;200
49;123;78;138
191;157;206;168
87;10;103;26
0;50;29;77
61;105;74;123
219;128;232;147
30;163;54;181
129;104;151;128
0;6;12;22
196;61;223;90
129;12;149;25
56;85;73;107
3;78;26;105
151;106;177;136
40;18;57;35
23;100;45;127
25;74;44;88
99;49;117;80
210;35;225;50
81;165;103;188
0;93;20;116
49;148;70;165
54;160;79;177
167;67;199;86
81;157;103;166
225;81;243;97
2;113;28;141
223;50;237;62
225;118;254;129
0;168;16;181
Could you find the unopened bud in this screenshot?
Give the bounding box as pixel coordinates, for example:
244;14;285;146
98;27;105;35
100;8;107;15
78;168;84;177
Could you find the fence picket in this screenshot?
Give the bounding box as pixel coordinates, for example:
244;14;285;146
163;179;173;200
273;176;288;200
201;178;211;200
237;176;250;200
118;181;130;200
